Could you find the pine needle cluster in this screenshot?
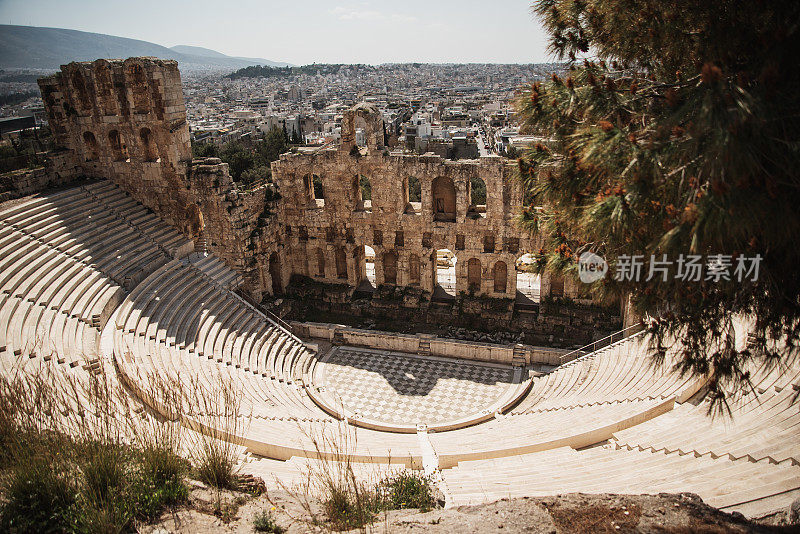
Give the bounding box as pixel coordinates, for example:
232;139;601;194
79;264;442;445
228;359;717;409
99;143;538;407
517;1;800;405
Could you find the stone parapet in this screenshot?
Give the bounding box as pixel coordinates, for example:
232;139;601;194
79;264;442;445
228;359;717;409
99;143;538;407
292;321;569;366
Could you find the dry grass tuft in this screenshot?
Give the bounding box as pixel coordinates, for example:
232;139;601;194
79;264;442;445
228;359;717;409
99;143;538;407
271;422;439;532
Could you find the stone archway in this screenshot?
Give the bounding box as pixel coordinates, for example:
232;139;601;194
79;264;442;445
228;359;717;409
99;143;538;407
139;127;157;161
404;175;421;214
108;130;127;161
339;102;385;154
94;60;117;116
353;174;371;212
70;69;92;112
127;62;150;114
352;245;376;293
315;247;326;277
82;131;99;161
468;176;487;218
432;176;456;222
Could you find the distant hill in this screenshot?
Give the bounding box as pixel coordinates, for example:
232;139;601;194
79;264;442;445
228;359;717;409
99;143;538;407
0;25;292;71
169;45;289;67
169;45;229;58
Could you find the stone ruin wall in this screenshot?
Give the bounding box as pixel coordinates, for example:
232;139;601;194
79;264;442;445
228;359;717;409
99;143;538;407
37;58;192;221
0;150;82;203
32;57;613;336
37;58;278;300
271;103;582;303
187;157;278;299
273;148;538;299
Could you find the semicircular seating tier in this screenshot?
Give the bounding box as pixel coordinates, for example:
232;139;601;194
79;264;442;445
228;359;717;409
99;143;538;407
0;179;196;429
440;339;800;517
0;180;192;366
426;331;707;467
1;179;798;517
110;257;425;465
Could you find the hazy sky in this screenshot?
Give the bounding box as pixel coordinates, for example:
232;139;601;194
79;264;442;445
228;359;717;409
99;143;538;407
0;0;554;65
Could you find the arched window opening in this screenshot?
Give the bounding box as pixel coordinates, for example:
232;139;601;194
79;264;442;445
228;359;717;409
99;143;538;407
434;249;456;299
383;250;398;285
515;253;541;307
365;246;376;284
82;131;99;161
269;252;283;296
468;176;487;218
335;247;348;279
404;175;421;214
409;254;421;286
353;174;371;212
94;61;116;115
302;174;313;202
353;245;375;295
493;261;508;293
352;246;374;294
94;62;112;93
139;127;157;162
108;130;127;161
129;63;145;83
315;247;326;277
484;235;495;253
467;258;482;292
432;176;456;222
312;175;324;207
354;115;368;148
302;174;323;207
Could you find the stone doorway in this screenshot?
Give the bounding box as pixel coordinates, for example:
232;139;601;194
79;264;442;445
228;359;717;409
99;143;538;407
515;253;541;310
433;248;456;300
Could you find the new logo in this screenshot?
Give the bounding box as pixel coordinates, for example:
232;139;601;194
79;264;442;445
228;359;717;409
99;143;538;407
578;251;608;283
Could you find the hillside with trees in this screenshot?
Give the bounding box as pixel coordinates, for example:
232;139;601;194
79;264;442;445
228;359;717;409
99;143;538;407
191;126;289;187
225;63;377;80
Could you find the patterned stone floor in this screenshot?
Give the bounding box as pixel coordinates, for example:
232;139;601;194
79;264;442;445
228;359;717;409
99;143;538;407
320;347;516;426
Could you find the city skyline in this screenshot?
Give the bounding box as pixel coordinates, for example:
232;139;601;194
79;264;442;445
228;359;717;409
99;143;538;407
0;0;554;65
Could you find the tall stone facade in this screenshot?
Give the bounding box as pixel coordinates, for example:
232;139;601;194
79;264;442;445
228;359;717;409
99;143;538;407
272;104;543;300
38;58;192;224
34;57;610;335
37;58;277;300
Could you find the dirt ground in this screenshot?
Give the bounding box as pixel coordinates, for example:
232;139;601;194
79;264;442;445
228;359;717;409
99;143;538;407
139;485;797;534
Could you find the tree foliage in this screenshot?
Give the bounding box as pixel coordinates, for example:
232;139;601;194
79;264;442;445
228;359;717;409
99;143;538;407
517;0;800;408
0;126;52;173
225;64;375;80
408;176;421;203
0;90;39;107
469;176;486;205
359;174;372;201
191;126;288;187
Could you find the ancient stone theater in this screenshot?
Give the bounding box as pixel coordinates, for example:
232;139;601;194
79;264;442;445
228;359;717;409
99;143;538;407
0;57;796;517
